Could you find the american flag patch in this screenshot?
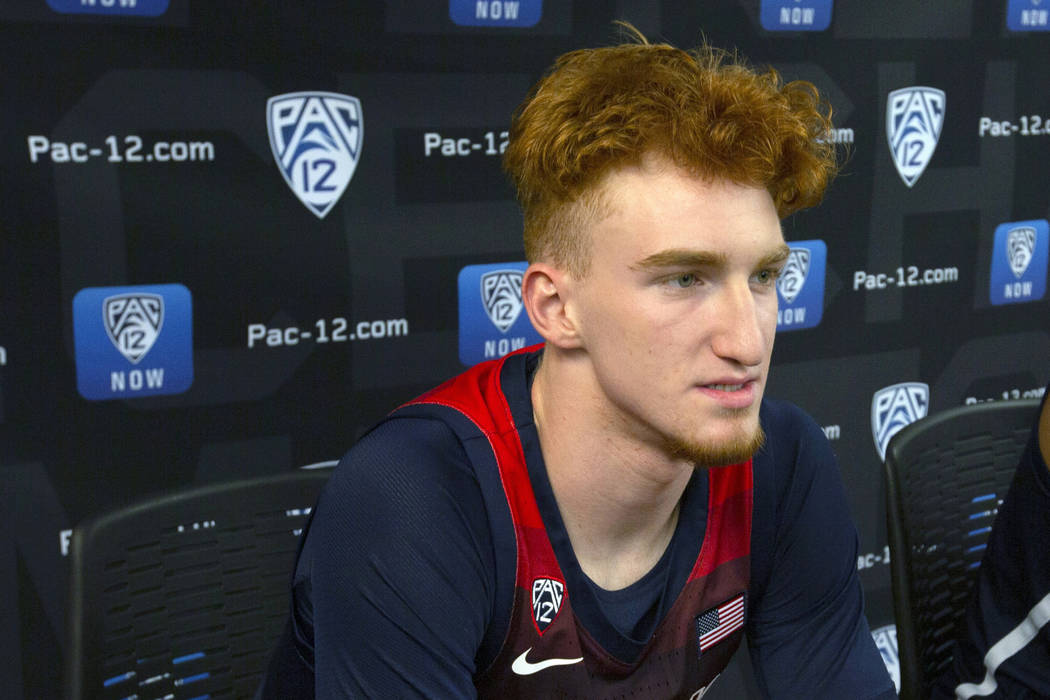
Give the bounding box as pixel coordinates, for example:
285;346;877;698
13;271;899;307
696;593;746;655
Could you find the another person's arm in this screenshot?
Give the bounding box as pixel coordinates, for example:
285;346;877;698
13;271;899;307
935;387;1050;698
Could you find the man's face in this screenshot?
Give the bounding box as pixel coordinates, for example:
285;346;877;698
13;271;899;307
565;159;786;467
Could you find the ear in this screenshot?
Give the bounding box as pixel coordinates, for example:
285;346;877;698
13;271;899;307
522;262;583;349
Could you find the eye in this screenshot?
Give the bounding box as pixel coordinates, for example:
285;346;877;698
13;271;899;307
754;268;782;286
668;272;700;288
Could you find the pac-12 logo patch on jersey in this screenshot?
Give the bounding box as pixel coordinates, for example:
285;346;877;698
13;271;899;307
531;577;566;634
871;382;929;460
104;293;163;363
481;269;524;333
73;284;193;401
776;240;825;332
886;87;945;187
267;92;363;219
990;219;1049;305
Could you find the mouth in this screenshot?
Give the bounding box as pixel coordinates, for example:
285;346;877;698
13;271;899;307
704;383;746;392
697;380;760;409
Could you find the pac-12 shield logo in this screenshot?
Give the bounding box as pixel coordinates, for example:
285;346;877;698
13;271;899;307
871;382;929;460
778;248;810;304
104;293;163;363
871;625;901;693
990;219;1049;305
267;92;363;219
481;270;523;333
886;87;945;187
531;577;566;634
73;284;194;400
1008;226;1036;278
458;262;543;366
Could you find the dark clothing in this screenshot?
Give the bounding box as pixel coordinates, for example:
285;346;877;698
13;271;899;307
934;385;1050;699
260;347;895;698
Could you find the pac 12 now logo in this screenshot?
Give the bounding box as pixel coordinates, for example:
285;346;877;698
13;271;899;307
449;0;542;27
887;87;945;187
989;219;1048;305
73;284;193;400
871;382;929;460
458;262;543;366
1006;0;1050;30
46;0;169;16
759;0;833;30
776;240;826;332
267;92;363;219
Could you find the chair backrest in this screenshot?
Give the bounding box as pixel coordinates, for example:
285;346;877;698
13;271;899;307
884;398;1038;700
66;468;331;700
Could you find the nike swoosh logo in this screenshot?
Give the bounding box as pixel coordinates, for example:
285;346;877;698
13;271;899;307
511;647;584;675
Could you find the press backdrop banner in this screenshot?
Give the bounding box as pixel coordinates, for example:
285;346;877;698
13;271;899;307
1;2;1048;697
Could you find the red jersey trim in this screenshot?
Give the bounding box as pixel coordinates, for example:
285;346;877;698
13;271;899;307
403;345;564;599
691;461;754;581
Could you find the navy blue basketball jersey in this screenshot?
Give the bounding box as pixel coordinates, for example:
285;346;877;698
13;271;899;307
403;348;753;698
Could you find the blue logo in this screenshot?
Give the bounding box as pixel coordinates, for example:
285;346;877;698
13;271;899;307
759;0;833;31
450;0;542;27
47;0;169;16
73;284;193;400
871;382;929;460
458;262;543;366
1006;0;1050;31
887;87;945;188
776;240;826;332
267;92;363;219
989;219;1048;305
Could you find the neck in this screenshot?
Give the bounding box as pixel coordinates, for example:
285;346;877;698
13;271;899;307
532;351;693;590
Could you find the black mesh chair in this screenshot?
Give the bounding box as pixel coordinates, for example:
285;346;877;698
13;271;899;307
883;398;1039;700
66;468;332;700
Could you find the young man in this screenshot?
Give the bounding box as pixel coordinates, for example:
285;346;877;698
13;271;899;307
259;32;896;698
934;384;1050;698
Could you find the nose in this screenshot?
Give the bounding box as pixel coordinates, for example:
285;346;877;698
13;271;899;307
709;281;768;367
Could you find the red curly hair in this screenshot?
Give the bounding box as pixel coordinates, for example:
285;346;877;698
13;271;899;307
503;28;837;275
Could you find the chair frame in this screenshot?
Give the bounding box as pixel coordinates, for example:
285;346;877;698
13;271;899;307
66;469;330;700
884;398;1038;700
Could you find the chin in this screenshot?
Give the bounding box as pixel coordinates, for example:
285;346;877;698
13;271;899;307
664;424;766;469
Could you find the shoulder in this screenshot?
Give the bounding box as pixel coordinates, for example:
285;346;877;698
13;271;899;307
749;397;854;596
302;411;488;575
759;396;828;447
317;413;481;524
294;415;504;697
298;411;501;617
755;397;836;493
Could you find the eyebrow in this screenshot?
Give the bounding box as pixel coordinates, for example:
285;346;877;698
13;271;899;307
630;243;791;272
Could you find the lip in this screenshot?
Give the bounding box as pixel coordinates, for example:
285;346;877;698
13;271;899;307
696;379;759;409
